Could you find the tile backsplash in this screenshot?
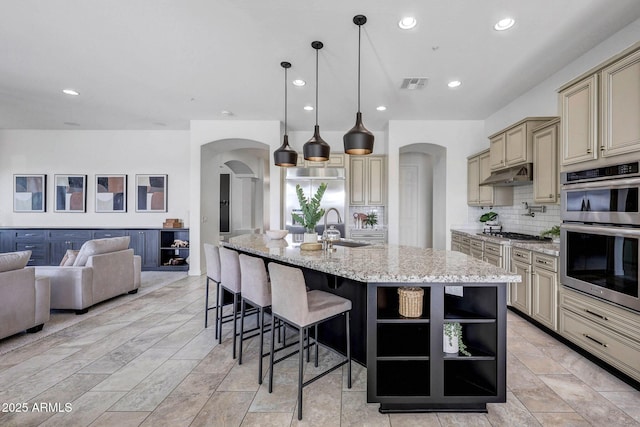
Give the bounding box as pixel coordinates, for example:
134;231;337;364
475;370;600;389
467;185;560;235
348;206;386;229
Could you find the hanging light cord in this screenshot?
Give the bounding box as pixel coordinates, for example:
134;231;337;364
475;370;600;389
315;48;319;126
357;23;361;113
284;66;288;134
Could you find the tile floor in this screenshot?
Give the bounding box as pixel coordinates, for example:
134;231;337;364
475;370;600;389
0;273;639;427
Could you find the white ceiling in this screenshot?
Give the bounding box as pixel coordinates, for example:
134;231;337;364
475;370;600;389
1;0;640;132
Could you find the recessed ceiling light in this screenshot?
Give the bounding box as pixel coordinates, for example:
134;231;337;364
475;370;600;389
494;17;515;31
62;89;79;96
303;105;314;111
398;16;417;30
376;106;387;111
448;80;462;88
63;121;80;126
292;79;306;87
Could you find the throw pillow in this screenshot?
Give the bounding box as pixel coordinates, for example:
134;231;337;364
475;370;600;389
73;236;131;267
0;250;32;273
59;249;80;267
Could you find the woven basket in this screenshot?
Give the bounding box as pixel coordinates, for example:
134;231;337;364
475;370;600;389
398;287;424;318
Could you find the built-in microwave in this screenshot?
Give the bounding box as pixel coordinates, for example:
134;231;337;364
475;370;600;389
561;162;640;224
560;223;640;312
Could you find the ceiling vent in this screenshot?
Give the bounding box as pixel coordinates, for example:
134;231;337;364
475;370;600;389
401;77;428;90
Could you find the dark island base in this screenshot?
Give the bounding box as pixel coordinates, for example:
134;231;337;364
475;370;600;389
379;403;487;413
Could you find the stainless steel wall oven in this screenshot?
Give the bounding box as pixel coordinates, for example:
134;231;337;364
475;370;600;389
561;161;640;312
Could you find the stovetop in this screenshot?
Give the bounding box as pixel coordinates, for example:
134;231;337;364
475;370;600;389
478;231;552;242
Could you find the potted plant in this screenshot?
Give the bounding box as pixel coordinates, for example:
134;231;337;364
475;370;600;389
541;225;560;243
292;183;327;243
363;212;378;228
443;322;471;356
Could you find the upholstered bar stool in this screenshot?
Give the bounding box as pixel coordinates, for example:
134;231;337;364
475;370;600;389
238;253;275;384
203;243;221;331
267;262;352;420
218;247;243;358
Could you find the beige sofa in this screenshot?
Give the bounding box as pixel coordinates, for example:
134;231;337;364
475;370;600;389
0;250;51;339
36;236;141;314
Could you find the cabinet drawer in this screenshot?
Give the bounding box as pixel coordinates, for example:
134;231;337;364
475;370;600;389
49;230;92;240
560;308;640;381
511;248;532;264
532;253;557;272
16;242;47;254
451;233;465;243
93;230;126;239
15;230;46;240
469;239;484;251
560;286;640;342
484;242;503;256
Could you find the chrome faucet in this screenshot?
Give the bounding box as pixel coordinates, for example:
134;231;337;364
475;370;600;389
322;208;342;251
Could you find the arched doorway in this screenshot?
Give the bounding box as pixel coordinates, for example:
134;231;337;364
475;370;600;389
399;143;447;249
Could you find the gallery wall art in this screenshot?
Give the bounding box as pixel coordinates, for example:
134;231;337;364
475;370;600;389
95;174;127;212
14;174;46;212
54;174;87;212
136;174;167;212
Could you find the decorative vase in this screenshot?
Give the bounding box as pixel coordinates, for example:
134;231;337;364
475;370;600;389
303;232;318;243
443;327;459;354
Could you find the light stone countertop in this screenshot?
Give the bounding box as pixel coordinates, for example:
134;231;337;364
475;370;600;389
224;234;520;284
451;229;560;256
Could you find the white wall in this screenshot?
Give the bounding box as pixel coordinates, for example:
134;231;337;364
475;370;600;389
0;130;189;227
387;120;486;248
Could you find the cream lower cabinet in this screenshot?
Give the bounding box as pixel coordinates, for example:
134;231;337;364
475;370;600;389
560;286;640;382
533;118;560;204
510;248;532;315
531;253;558;331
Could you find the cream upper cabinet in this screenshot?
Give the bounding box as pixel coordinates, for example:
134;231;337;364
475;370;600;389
467;150;513;207
559;75;599;166
489;134;506;170
349;155;386;206
489;117;556;172
296;153;345;168
560;44;640;170
601;49;640;158
533;118;560;204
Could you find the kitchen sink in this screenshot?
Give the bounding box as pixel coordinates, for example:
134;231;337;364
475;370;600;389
331;240;371;248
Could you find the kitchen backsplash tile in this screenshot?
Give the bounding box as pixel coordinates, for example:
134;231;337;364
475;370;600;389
467;185;561;235
349;206;385;229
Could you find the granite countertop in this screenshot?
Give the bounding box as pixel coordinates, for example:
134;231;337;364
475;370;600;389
224;234;520;284
451;229;560;256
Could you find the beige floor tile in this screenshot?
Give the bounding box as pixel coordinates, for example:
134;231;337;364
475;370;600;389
290;374;342;426
241;412;293;427
249;369;298;413
531;411;591;426
39;391;126;427
388;412;441;427
486;391;542;426
436;412;493;426
514;353;570;375
506;353;545;392
512;385;574;413
600;391;640;422
190;391;255;427
341;390;391;427
88;411;149;427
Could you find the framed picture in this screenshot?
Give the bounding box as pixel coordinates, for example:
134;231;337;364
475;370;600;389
14;174;46;212
136;174;167;212
54;174;87;212
95;174;127;213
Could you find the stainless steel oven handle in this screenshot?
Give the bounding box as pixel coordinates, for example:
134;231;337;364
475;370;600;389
562;176;640;191
561;223;640;238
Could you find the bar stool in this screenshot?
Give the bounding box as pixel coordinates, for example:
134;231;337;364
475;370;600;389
217;247;244;358
267;262;351;420
203;243;221;330
238;253;274;384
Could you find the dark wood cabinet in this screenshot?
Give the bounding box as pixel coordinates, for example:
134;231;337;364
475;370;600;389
368;283;506;412
0;227;188;271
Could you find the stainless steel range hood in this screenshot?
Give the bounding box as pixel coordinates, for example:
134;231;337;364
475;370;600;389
480;163;533;186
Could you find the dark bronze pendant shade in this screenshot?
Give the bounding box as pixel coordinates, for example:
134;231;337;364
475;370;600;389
344;14;374;155
274;61;298;167
303;41;330;162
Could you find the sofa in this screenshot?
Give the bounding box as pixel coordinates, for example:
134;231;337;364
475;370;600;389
35;236;141;314
0;250;51;339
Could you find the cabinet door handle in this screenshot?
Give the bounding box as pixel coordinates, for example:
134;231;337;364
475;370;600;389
586;148;592;154
536;259;550;265
549;194;553;198
585;309;608;321
583;334;608;348
600;146;605;151
24;245;35;249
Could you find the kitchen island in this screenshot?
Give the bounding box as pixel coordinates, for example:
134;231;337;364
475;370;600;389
223;234;520;413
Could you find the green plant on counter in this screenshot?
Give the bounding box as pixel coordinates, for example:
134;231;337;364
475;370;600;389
479;211;498;223
444;322;471;356
363;212;378;228
541;225;560;238
292;182;327;233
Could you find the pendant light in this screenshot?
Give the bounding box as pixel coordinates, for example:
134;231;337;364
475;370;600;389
303;41;330;162
273;61;298;167
343;15;374;155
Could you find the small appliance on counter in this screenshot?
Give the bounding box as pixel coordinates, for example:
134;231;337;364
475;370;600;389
479;211;501;234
